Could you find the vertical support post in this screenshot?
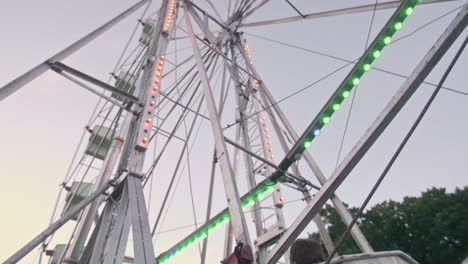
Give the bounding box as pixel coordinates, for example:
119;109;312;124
184;7;255;257
237;39;334;256
77;199;114;264
127;175;157;263
200;150;218;264
229;43;266;262
100;182;132;264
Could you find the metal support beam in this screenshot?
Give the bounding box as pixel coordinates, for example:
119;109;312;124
65;110;133;261
2;181;114;264
0;0;149;102
78;194;115;264
100;183;132;264
265;7;468;263
200;150;218;264
230;44;266;261
127;175;156;263
56;71;130;111
241;0;454;28
184;6;254;253
50;62;140;104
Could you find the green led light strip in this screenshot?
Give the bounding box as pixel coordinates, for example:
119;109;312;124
155;179;277;264
282;0;419;165
125;1;420;263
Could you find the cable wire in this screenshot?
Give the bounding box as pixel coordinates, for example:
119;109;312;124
335;0;378;168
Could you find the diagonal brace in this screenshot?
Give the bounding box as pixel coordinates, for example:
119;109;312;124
50;62;140;104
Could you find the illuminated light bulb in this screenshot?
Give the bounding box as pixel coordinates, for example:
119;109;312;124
258;193;264;199
268;148;272;152
303;140;312;149
394;21;403;31
141;137;149;144
372;50;381;59
332;103;340;112
278;197;285;204
248;200;255;206
383;36;392;45
363;63;371;72
322;116;331;124
267;186;275;193
342;90;350;98
313;128;320;136
201;233;208;239
352;77;360;86
404;7;414;16
145;119;152;126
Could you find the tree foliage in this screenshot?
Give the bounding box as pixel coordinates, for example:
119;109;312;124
310;187;468;264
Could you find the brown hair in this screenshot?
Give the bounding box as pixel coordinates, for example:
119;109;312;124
290;238;325;264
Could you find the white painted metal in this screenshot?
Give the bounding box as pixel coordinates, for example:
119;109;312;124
184;6;255;256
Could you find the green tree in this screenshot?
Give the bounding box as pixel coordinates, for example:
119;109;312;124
310;187;468;264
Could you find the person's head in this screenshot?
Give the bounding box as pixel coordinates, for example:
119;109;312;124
290;238;324;264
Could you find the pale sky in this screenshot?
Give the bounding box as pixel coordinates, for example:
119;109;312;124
0;0;467;263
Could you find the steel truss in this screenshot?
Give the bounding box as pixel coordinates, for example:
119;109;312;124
1;1;466;264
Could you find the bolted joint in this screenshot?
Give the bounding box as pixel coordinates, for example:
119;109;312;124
128;171;144;179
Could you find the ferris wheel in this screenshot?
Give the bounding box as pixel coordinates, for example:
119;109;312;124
1;0;467;264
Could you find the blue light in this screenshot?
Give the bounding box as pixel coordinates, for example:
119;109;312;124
313;128;320;136
169;251;175;257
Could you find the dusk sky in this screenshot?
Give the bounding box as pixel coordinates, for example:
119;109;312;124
0;0;467;263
